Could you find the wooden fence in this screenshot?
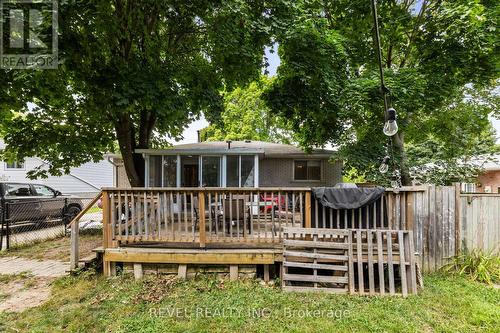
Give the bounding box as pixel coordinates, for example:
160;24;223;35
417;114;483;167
460;194;500;253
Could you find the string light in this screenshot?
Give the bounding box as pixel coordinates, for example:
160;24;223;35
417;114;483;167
371;0;402;188
383;108;398;136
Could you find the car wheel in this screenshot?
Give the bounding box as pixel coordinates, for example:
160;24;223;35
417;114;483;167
65;206;81;225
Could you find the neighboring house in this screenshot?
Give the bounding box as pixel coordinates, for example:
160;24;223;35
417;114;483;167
137;140;342;188
0;140;114;196
460;154;500;193
472;157;500;193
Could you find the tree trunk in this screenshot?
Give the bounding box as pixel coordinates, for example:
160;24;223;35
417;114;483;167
392;132;412;186
115;116;145;187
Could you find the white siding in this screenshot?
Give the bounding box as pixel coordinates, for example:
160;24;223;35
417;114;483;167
0;141;113;194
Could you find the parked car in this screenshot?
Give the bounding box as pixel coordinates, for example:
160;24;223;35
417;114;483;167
0;182;83;225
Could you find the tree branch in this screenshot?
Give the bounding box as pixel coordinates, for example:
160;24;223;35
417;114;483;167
399;0;428;68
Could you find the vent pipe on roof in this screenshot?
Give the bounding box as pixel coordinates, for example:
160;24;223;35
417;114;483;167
226;140;232;149
197;130;201;142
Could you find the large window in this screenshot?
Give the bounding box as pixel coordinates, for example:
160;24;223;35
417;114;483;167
294;160;321;181
148;156;162;187
226;155;255;187
181;155;199;187
5;160;24;169
147;154;257;188
163;156;177;187
226;155;239;187
202;156;221;187
241;155;255;187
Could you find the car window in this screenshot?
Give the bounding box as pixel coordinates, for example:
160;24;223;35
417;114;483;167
33;185;55;197
4;183;34;197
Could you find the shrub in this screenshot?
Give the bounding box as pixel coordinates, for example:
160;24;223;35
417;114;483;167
442;249;500;285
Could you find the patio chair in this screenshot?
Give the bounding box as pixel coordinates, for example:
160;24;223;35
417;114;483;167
222;197;251;236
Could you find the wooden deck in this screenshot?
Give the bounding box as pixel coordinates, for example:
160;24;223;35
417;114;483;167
64;187;431;295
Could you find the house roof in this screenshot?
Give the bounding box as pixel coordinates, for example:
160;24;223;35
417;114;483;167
135;141;336;158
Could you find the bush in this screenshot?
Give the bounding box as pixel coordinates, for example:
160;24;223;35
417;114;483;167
442;249;500;285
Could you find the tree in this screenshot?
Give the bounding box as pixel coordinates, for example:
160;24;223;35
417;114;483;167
1;0;287;186
201;76;293;143
265;0;499;185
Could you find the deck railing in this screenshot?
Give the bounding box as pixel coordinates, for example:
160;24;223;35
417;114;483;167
102;188;311;248
100;186;430;251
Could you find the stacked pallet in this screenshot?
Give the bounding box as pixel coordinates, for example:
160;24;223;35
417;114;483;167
282;227;418;296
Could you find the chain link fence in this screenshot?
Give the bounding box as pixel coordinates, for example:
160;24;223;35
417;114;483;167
0;194;103;251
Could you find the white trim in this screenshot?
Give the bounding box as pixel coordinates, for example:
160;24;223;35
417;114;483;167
238;155;242;188
198;155;202;187
254;155;259;187
221;155;227;187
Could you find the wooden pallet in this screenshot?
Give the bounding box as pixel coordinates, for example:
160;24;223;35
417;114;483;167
282;228;350;294
282;228;418;296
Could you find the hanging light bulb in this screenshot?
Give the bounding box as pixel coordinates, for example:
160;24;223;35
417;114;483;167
383;107;398;136
379;156;390;174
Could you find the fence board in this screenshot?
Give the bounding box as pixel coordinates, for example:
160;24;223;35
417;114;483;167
460;195;500;253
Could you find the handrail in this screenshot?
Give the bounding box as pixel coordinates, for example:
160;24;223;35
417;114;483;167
69;191;102;226
101;186;428;192
102;187;312;192
69;191;102;271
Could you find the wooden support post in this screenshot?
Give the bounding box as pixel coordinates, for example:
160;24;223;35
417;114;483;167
103;260;116;277
305;192;312;228
199;192;206;247
263;264;270;283
133;263;143;280
178;264;187;279
102;191;110;249
229;265;238;281
70;220;79;271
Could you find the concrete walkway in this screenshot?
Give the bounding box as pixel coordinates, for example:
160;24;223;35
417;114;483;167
0;256;69;278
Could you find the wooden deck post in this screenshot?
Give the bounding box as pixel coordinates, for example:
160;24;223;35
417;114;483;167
229;265;238;281
263;264;270;282
70;220;79;271
305;191;312;228
133;263;143;279
102;191;113;277
199;192;206;247
178;264;187;279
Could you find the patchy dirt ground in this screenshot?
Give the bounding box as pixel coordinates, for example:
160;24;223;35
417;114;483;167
0;264;67;313
0;233;101;262
0;274;54;313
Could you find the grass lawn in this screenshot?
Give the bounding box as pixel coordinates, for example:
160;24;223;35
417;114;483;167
0;232;102;262
0;272;498;333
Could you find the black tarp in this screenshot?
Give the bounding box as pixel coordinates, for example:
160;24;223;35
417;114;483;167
309;185;388;229
312;186;385;210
